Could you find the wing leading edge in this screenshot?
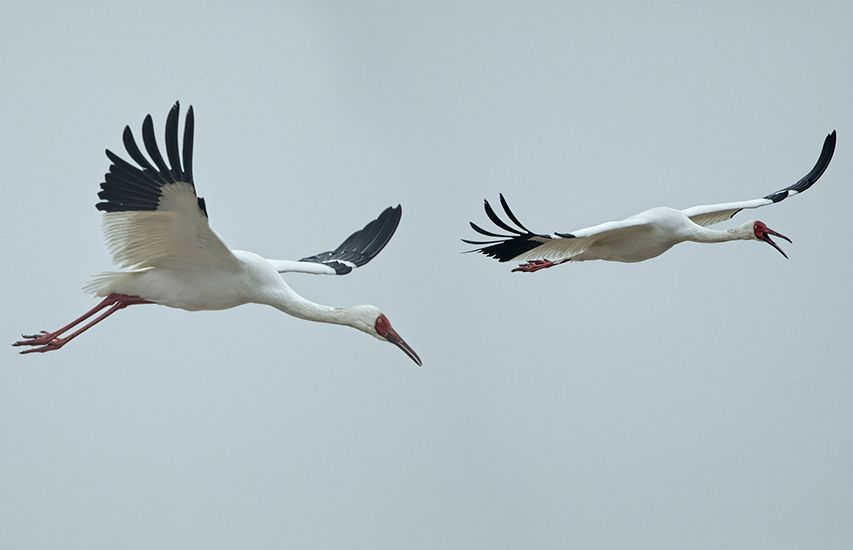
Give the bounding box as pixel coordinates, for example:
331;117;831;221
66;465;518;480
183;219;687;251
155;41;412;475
683;130;836;227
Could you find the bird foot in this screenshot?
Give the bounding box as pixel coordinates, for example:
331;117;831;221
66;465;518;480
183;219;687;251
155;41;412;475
14;334;68;354
13;331;57;347
17;338;69;354
512;259;561;273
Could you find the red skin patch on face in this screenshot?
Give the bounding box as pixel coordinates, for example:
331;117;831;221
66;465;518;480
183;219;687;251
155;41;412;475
375;314;391;336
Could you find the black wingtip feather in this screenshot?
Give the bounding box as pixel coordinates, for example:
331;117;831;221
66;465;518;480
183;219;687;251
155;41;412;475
122;125;156;173
299;205;403;274
183;106;194;184
474;238;550;262
355;205;401;261
468;221;509;239
463;195;552;262
499;193;534;233
164;101;183;181
142;114;173;182
96;103;202;215
764;130;836;203
484;199;524;235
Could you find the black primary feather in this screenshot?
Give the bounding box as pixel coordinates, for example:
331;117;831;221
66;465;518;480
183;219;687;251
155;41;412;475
764;130;836;203
96;102;206;216
164;105;183;181
462;195;552;262
183;107;195;184
141;114;172;178
300;205;403;275
121;125;158;174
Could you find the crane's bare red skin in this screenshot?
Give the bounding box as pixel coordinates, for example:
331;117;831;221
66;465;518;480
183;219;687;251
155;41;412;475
374;314;422;366
13;294;151;354
753;221;792;258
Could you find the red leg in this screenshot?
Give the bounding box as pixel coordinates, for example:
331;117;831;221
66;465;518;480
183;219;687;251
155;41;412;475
512;259;568;273
14;294;151;354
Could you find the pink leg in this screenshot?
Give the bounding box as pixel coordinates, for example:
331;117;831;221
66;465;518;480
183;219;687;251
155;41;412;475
512;259;569;273
13;294;151;354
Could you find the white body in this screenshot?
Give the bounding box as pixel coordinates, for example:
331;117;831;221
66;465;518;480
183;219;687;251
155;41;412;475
517;206;759;264
86;210;385;335
92;250;290;311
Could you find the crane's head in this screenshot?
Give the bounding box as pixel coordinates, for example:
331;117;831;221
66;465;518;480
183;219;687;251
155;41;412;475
350;305;422;366
751;221;792;259
374;313;422;366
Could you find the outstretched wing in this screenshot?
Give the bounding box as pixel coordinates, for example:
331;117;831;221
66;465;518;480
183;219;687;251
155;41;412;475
682;130;836;227
96;102;240;271
461;194;554;262
267;205;402;275
462;194;648;263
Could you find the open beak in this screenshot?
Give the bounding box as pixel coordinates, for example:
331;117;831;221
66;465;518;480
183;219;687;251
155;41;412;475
761;227;792;259
384;327;422;366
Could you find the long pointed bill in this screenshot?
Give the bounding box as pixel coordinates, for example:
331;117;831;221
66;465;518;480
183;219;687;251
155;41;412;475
384;327;422;366
761;228;792;259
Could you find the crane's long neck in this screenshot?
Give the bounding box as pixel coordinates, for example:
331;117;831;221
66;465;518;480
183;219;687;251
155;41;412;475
238;252;376;334
684;221;753;244
264;282;381;338
266;283;353;326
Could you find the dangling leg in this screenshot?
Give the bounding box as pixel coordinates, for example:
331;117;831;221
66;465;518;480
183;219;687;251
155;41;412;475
13;294;151;354
512;258;570;273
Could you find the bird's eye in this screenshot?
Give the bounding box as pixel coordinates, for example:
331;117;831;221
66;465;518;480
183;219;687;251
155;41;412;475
377;318;384;324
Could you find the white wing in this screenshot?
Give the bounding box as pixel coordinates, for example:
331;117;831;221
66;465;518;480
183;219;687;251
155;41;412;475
96;102;241;272
512;218;651;262
463;193;650;263
682;130;836;227
265;260;338;275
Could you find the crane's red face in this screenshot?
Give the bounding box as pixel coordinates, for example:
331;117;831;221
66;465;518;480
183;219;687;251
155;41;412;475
753;221;792;259
375;314;422;366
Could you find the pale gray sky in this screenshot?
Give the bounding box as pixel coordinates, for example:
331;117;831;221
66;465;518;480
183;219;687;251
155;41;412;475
2;1;851;548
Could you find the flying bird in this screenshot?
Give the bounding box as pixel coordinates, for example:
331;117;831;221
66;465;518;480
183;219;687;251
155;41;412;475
14;102;421;365
464;131;835;272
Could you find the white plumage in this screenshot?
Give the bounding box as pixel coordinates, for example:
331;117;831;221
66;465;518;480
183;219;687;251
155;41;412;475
15;102;421;365
465;131;835;272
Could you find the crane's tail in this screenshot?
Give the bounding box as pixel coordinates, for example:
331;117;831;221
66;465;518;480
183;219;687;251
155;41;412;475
82;271;129;296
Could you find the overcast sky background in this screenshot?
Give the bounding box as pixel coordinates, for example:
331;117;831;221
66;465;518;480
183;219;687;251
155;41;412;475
2;2;851;548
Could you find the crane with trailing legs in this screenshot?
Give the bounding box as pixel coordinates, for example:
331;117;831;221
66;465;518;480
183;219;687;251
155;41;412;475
464;131;835;272
14;102;421;365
